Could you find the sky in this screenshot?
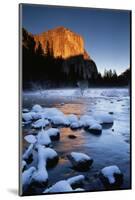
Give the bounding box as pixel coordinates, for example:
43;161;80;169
21;4;131;75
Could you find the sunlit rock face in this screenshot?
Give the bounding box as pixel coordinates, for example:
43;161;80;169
34;26;90;60
22;27;98;84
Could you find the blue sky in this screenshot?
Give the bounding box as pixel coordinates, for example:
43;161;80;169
21;4;131;75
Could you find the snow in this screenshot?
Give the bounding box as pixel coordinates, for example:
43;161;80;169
42;108;64;120
37;130;51;146
46;128;60;138
50;115;70;126
32;145;48;184
67;175;85;186
93;113;113;124
32;145;58;184
24;135;37;144
70;152;91;162
67;114;78;124
22;108;29;113
22;112;33;122
80;115;97;127
22;144;33;160
101;165;121;184
22;160;26;170
70;121;83;129
88;123;102;131
43;180;73;193
74;188;84;191
32;104;43;112
22;167;36;191
32;118;49;129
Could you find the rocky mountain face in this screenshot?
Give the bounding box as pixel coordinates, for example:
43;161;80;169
34;26;90;60
22;27;98;88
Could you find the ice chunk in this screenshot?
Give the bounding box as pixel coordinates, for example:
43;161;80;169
22;166;36;192
37;130;51;146
32;118;49;129
101;165;122;184
24;134;37;144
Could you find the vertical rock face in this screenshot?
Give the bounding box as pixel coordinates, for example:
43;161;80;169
22;27;98;86
34;26;90;60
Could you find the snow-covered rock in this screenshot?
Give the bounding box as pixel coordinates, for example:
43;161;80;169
67;152;93;171
80;115;97;128
22;112;33;122
37;130;51;146
32;145;48;186
24;134;37;144
22;144;33;162
100;165;123;187
32;118;49;129
43;180;73;193
67;175;85;188
22;108;29;113
32;145;58;186
22;160;26;171
70;121;83;129
87;123;102;134
67;114;78;124
22;166;36;192
46;128;60;140
50;115;70;126
93;113;113;124
42;108;64;120
32;104;43;113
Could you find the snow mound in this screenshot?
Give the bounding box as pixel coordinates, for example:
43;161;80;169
68;152;93;171
80;115;97;128
70;121;83;129
67;114;78;124
32;145;48;185
88;123;102;134
37;130;51;146
46;128;60;140
24;134;37;144
42;108;64;120
101;165;122;184
22;144;33;161
22;160;26;171
22;166;36;192
70;152;91;162
32;118;49;129
51;115;70;126
44;180;73;193
32;145;58;185
67;175;85;186
93;113;113;124
32;104;43;112
22;112;33;122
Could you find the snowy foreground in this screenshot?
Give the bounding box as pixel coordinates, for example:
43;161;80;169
22;88;130;195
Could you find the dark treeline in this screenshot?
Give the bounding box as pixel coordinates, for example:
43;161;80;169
90;68;130;87
22;28;130;89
